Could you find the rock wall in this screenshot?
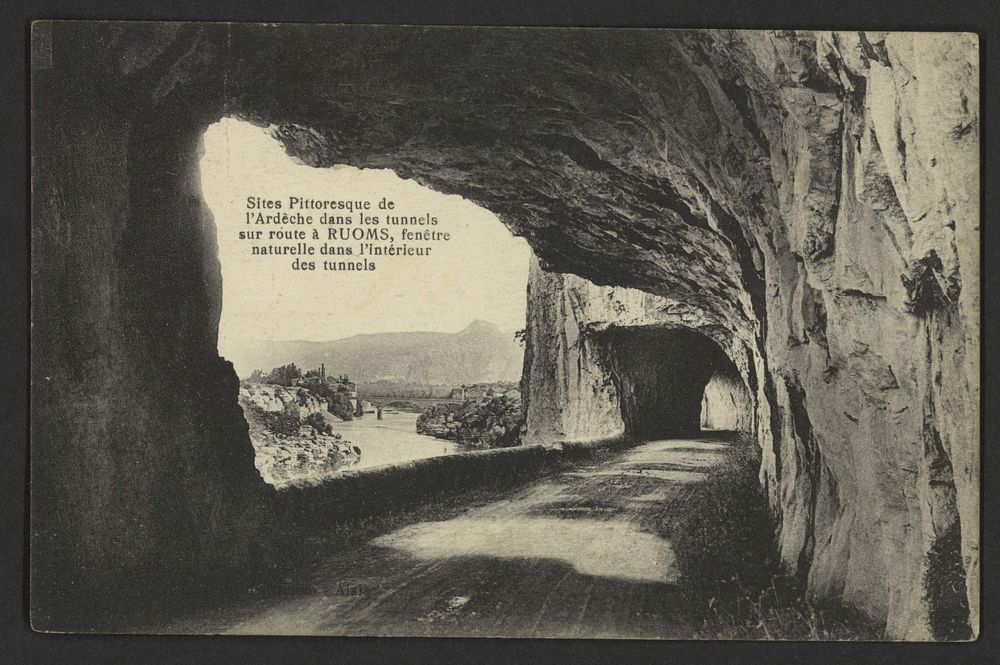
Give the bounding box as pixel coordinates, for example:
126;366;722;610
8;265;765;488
756;33;979;640
30;23;274;626
31;24;978;638
521;258;627;444
512;33;979;639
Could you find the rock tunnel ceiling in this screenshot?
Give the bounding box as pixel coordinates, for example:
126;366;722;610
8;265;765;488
228;26;767;340
31;23;979;640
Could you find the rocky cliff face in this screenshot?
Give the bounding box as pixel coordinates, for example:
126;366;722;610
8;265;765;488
32;24;977;638
239;384;328;419
238;387;361;488
512;32;979;639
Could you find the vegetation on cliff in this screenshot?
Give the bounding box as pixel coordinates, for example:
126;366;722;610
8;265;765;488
416;391;523;448
244;363;356;420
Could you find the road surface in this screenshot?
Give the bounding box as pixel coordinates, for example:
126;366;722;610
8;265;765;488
172;436;732;638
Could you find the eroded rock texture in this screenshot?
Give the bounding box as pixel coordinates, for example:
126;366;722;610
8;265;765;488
31;23;978;638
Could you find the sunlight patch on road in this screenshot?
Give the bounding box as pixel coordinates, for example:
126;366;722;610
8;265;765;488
373;516;678;584
620;450;725;468
638;439;730;452
564;469;708;483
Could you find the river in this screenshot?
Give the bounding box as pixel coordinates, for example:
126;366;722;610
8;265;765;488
328;411;461;471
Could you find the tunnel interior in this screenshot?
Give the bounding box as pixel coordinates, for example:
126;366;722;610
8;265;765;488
29;23;979;638
600;327;750;441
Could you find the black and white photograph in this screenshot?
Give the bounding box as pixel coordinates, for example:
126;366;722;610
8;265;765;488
28;21;980;642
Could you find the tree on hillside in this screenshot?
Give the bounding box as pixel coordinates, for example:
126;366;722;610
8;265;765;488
244;368;266;384
264;363;302;386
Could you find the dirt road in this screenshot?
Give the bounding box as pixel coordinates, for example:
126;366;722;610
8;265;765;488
175;436;732;638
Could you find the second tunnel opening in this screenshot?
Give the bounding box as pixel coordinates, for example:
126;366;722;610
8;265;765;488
601;327;750;441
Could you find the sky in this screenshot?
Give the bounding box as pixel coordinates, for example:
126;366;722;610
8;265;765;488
199;118;531;354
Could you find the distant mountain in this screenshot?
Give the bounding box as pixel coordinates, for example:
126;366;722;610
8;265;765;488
224;320;524;385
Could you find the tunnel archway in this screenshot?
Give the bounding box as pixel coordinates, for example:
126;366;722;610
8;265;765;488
198;117;533;484
599;326;751;441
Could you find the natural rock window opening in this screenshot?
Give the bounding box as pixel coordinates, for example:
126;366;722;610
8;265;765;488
198;118;532;485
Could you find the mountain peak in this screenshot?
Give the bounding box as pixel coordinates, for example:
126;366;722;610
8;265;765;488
462;319;502;334
227;320;523;382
